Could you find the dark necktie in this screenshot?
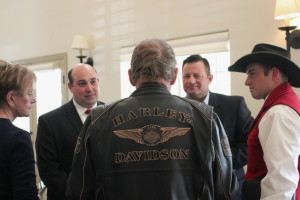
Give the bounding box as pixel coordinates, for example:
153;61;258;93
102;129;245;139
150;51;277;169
85;109;91;114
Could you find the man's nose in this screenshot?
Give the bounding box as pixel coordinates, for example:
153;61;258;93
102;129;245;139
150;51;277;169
85;83;93;91
189;76;196;84
244;77;250;86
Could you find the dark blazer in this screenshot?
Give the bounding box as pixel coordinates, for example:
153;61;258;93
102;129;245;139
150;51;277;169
36;100;104;200
209;92;253;200
0;118;39;200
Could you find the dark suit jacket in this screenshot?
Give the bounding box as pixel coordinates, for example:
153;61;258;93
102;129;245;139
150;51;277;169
209;92;253;171
36;100;104;200
209;92;253;200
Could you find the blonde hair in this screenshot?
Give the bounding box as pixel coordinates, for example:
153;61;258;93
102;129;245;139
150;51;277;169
0;60;36;106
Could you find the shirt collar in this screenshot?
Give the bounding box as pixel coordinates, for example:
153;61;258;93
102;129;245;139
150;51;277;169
73;98;97;118
204;91;210;105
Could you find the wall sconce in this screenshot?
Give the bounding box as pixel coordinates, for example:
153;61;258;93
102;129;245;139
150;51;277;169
290;17;300;49
274;0;300;52
71;34;93;66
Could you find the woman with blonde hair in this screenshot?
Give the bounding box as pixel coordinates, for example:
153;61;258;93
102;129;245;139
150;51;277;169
0;60;39;199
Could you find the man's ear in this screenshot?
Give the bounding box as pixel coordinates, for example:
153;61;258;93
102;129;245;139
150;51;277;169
208;74;213;84
67;82;72;90
128;69;136;86
170;68;178;85
271;67;280;80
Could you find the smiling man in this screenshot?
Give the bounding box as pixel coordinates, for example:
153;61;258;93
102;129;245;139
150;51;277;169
182;54;253;200
229;43;300;200
36;63;104;200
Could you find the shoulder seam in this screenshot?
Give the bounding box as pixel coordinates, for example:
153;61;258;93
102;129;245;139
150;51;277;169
175;96;212;120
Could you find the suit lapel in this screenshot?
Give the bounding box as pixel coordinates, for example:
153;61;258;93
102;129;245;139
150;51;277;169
97;100;105;107
208;92;218;107
62;100;104;134
64;100;83;134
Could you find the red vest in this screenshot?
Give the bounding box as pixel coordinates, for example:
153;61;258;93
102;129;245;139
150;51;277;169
245;83;300;198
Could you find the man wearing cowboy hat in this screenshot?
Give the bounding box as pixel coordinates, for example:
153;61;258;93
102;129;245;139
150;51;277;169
228;43;300;200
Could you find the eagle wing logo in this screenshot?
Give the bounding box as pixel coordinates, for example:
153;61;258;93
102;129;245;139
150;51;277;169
160;127;191;143
113;125;190;146
113;129;143;144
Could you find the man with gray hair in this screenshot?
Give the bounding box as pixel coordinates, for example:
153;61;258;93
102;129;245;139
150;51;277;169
67;38;238;200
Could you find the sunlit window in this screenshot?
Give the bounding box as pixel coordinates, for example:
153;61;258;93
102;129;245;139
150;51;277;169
35;68;62;120
13;63;63;132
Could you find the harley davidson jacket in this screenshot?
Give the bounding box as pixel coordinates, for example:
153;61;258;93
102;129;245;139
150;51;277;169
67;82;238;200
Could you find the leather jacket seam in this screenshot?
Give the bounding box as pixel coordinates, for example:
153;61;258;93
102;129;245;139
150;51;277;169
175;96;213;120
215;150;231;200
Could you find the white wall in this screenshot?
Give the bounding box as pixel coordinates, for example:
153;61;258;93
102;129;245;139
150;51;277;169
0;0;299;116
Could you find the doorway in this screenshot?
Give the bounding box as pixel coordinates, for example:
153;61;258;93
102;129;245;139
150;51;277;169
12;53;68;199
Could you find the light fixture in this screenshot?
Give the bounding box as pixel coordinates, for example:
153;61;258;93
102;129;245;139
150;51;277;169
71;34;93;66
274;0;300;52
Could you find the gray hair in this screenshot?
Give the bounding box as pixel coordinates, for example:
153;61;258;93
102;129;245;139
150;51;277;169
130;39;177;83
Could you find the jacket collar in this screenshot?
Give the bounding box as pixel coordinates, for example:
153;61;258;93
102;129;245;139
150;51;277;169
130;82;171;97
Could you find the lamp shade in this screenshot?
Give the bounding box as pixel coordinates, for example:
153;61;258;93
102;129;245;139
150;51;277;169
291;16;300;26
275;0;300;20
71;35;89;49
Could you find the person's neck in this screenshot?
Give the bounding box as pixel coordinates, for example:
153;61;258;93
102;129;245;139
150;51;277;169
73;98;96;109
262;80;286;100
0;110;14;122
136;79;171;91
187;94;206;102
264;81;288;100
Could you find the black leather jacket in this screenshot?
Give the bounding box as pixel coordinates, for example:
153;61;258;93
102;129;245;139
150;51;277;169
67;83;238;200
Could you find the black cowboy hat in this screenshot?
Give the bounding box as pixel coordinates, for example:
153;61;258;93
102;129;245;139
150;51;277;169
228;43;300;87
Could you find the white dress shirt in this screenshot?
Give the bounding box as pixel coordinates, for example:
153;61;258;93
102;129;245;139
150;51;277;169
203;92;210;105
73;99;97;124
259;104;300;200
